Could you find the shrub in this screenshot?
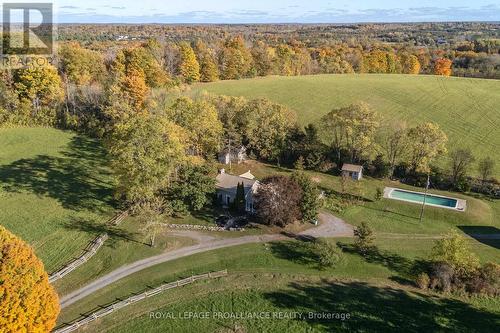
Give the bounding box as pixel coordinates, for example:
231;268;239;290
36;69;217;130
467;262;500;296
429;261;455;292
314;239;344;268
375;187;383;201
354;222;375;255
432;230;480;279
416;272;430;290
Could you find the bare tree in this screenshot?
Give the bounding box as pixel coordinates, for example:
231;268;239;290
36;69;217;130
378;121;408;177
449;148;475;185
478;157;496;185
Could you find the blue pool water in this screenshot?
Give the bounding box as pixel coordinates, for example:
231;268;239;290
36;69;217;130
390;189;457;208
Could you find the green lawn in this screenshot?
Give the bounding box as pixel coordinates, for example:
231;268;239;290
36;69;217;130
0;127;116;272
58;238;500;332
53;217;197;296
230;160;499;236
192;74;500;176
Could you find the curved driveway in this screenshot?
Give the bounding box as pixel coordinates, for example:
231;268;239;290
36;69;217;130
60;212;353;309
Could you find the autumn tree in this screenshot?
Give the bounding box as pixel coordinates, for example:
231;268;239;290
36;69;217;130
107;113;186;205
315;46;354;74
320;102;379;163
14;59;64;110
0;226;59;332
251;41;275;76
399;53;421;74
118;69;150;111
434;58;453;76
167;97;223;157
449;148;475;185
255;176;303;227
178;42;201;83
59;42;106;85
218;36;253;80
245;98;296;164
194;40;219;82
406;122;448;173
363;50;401;74
113;46;169;88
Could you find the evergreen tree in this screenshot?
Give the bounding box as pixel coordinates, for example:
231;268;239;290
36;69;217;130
234;182;246;213
291;171;321;222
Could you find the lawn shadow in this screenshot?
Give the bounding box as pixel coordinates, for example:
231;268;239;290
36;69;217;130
269;240;319;267
361;205;420;223
63;217;141;248
338;242;428;283
457;226;500;250
264;280;500;333
0;135;116;213
320;186;374;204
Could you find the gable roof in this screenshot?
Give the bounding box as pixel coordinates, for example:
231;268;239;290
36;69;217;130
216;172;257;195
239;171;255;180
342;164;363;173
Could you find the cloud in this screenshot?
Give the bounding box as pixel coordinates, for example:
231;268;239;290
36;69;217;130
55;4;500;23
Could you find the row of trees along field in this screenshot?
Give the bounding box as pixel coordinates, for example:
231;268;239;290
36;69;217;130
55;38;462;84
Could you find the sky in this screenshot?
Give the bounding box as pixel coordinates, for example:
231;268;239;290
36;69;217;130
2;0;500;23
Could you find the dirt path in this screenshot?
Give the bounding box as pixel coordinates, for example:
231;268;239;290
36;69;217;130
59;211;348;309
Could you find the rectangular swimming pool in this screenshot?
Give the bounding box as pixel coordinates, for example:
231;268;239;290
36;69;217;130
385;188;466;211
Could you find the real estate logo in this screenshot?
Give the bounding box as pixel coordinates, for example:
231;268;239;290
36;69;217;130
1;2;54;56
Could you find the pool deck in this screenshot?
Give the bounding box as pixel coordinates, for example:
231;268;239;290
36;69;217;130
384;187;467;212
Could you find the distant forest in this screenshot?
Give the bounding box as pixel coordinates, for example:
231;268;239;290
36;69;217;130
56;22;500;79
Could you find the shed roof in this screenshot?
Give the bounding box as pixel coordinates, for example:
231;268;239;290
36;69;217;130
341;164;363;173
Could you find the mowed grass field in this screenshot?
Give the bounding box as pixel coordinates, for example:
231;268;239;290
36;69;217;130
0;127;116;272
192;74;500;174
58;239;500;333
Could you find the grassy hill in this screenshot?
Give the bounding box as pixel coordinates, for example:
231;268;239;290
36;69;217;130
0;128;116;272
192;74;500;174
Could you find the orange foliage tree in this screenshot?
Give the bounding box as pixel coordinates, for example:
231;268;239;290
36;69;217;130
434;58;453;76
0;226;60;332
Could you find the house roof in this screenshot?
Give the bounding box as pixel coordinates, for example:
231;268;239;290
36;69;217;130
239;171;255;180
216;172;257;195
342;164;363;173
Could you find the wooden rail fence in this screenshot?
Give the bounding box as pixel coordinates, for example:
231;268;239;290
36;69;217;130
53;269;228;333
48;211;128;283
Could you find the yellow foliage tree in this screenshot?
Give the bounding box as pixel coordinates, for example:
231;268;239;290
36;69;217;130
0;226;60;332
178;42;201;83
14;59;64;108
120;69;150;110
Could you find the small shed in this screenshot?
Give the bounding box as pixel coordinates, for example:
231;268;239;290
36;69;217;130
341;164;363;181
218;146;247;165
